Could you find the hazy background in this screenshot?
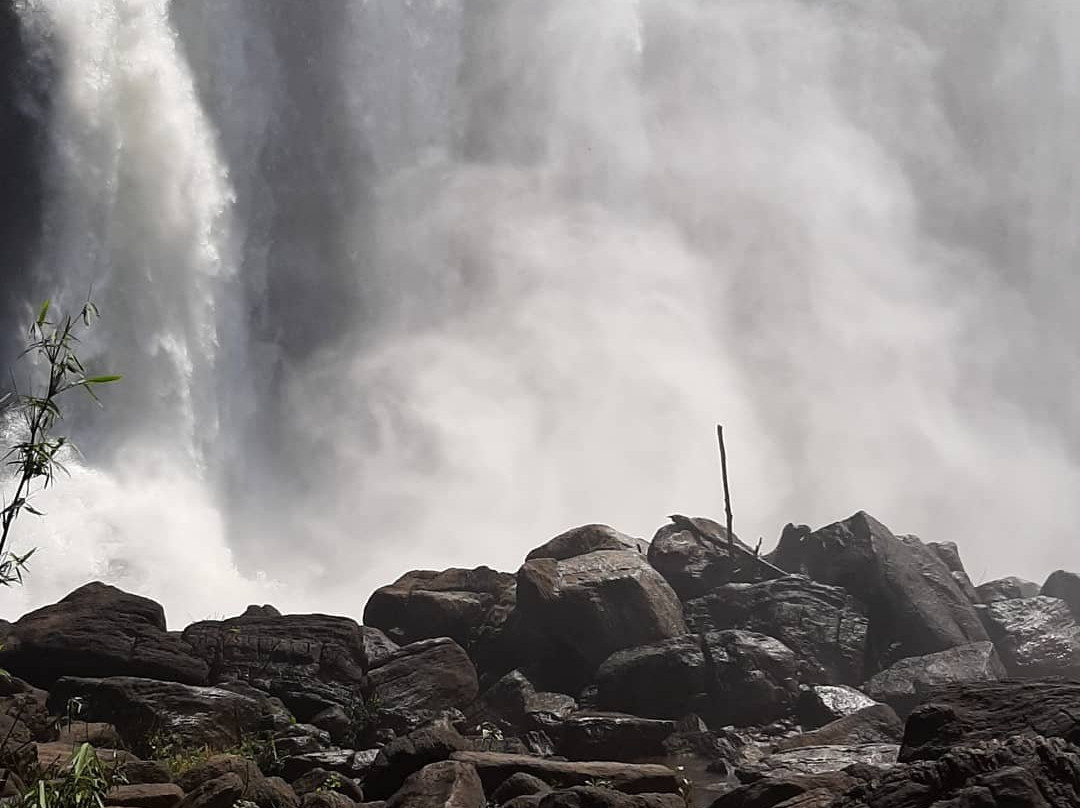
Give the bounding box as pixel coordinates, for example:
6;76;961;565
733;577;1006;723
3;0;1079;626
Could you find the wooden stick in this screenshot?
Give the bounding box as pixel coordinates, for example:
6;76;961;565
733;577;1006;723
717;424;734;547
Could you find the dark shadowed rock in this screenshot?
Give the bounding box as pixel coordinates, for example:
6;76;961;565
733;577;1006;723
527;525;647;562
491;773;552;804
468;670;577;736
701;630;799;727
980;595;1080;678
796;686;878;729
367;638;479;715
595;636;706;719
290;769;365;802
449;753;680;795
47;677;265;752
900;679;1080;762
363;726;473;800
770;513;988;670
177;755;298;808
1042;569;1080;619
383;761;485;808
975;576;1040;604
685;576;868;685
537;788;683;808
556;713;676;762
833;736;1080;808
0;675;51;740
514;550;686;693
0;582;207;687
926;541;979;604
301;793;358;808
646;517;757;600
709;771;860;808
777;705;904;750
123;760;174;785
862;642;1006;717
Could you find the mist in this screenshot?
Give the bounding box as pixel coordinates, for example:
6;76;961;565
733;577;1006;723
3;0;1079;624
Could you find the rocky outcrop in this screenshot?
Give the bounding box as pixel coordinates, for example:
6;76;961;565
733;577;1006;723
975;576;1039;604
701;630;799;727
770;513;988;669
980;595;1080;678
526;525;647;562
367;638;479;716
684;576;868;685
646;517;755;600
1041;569;1080;618
0;582;208;687
514;550;686;692
862;642;1006;716
595;636;706;720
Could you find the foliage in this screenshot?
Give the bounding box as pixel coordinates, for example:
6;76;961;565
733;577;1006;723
343;693;382;749
144;730;280;778
20;743;126;808
476;722;504;751
1;295;120;585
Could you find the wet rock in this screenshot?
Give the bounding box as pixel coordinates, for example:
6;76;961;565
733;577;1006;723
926;541;979;604
646;517;756;600
981;596;1080;677
47;677;266;752
0;582;207;687
368;638;479;715
527;525;648;562
701;631;799;727
1041;569;1080;619
363;726;473;800
862;642;1006;716
595;636;707;719
515;550;687;693
975;576;1040;604
776;705;904;750
383;761;485;808
685;576;868;685
796;686;877;729
449;753;680;795
555;713;676;762
770;513;988;670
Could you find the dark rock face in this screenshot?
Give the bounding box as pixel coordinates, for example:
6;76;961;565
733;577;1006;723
555;713;675;762
1042;569;1080;619
776;705;904;750
0;583;208;687
900;679;1080;762
796;686;878;729
646;517;755;600
980;596;1080;677
926;541;979;604
526;525;647;562
701;630;799;727
770;513;988;669
367;638;479;715
514;550;687;693
448;753;680;795
833;736;1080;808
47;677;266;752
975;576;1040;604
595;636;706;720
685;576;868;685
468;670;576;736
364;726;473;800
862;642;1006;717
383;761;485;808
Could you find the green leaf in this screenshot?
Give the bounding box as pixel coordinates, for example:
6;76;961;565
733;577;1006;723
37;299;50;326
84;375;122;384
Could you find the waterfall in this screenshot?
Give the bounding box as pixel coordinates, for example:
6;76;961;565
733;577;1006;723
3;0;1080;622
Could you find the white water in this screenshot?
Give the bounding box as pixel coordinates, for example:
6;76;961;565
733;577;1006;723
4;0;1080;624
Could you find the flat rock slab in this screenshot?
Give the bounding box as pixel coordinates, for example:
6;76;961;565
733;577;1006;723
449;752;680;795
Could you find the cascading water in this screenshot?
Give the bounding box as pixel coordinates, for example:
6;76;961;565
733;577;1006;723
3;0;1080;623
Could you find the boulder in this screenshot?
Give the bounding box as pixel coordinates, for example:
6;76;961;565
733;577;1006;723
106;784;185;808
177;755;299;808
367;638;479;716
776;705;904;750
0;675;51;740
301;794;358;808
980;596;1080;678
47;677;266;752
514;550;686;692
555;713;676;762
925;541;979;604
0;582;207;687
363;567;516;677
770;514;988;670
536;788;682;808
709;771;861;808
975;577;1041;604
595;636;707;719
862;642;1006;716
280;751;372;782
468;670;576;736
123;760;175;785
290;769;365;802
383;761;485;808
701;630;799;727
1042;569;1080;619
491;773;552;804
684;576;868;685
34;742;135;769
56;721;123;747
449;753;679;795
795;686;878;729
742;744;899;779
831;736;1080;808
363;726;473;800
526;525;647;562
900;679;1080;761
646;517;756;600
176;773;246;808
